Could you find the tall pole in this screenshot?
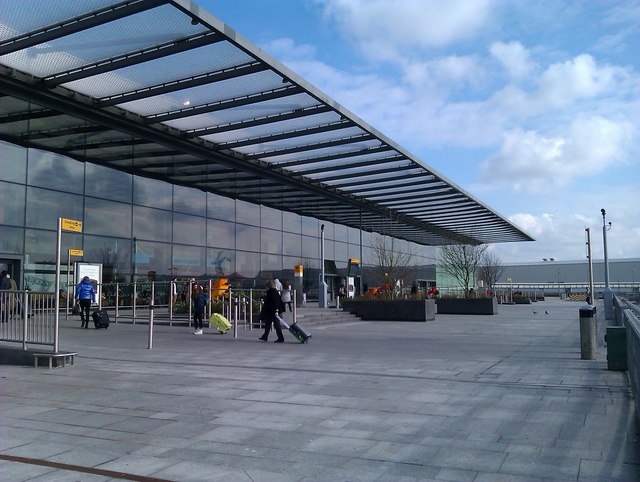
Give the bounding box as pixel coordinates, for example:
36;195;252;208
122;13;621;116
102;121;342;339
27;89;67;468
54;218;62;353
601;209;613;319
319;224;327;308
585;228;594;305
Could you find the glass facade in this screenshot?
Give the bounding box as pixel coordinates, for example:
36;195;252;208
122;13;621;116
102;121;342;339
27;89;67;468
0;139;436;292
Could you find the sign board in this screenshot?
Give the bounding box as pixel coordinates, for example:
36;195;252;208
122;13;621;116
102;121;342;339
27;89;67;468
74;262;102;304
61;218;82;232
69;249;84;256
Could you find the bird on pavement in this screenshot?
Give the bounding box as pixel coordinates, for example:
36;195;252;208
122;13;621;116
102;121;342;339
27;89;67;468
533;311;538;314
545;310;549;315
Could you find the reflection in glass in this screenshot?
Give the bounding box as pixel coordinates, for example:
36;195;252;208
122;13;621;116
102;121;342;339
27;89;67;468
0;140;27;183
334;223;348;242
0;226;24;254
174;184;206;216
26;187;83;229
207;192;235;221
173;213;206;246
301;235;318;258
83;235;132;283
28;148;84;193
236;250;260;278
348;243;361;260
335;241;348;260
25;229;83;291
261;228;281;254
133;205;172;242
261;253;282;272
348;226;361;245
207;219;234;249
172;245;206;277
283;232;301;257
132;240;172;280
207;249;234;277
85;197;132;238
85;163;132;203
300;215;316;236
236;224;260;252
133;175;172;210
261;205;282;230
284;211;302;234
235;199;260;226
0;182;25;225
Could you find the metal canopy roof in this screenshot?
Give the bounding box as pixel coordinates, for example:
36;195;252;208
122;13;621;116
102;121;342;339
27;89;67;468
0;0;533;246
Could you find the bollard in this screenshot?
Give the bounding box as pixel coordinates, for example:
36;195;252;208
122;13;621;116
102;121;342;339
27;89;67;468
579;305;597;360
147;304;154;349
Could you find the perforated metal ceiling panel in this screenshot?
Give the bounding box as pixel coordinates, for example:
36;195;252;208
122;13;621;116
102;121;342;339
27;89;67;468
0;0;533;246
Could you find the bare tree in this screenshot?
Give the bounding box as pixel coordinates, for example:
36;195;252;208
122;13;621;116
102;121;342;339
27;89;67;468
369;233;415;298
439;244;487;297
478;249;504;296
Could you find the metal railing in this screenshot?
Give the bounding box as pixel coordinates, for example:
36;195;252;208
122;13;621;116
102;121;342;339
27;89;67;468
613;295;640;430
64;280;296;333
1;290;57;350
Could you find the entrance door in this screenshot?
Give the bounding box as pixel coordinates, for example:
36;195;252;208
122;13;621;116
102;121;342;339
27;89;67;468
0;259;21;289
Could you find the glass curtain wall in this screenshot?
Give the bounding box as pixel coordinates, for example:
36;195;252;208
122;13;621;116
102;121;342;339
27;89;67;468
0;137;436;293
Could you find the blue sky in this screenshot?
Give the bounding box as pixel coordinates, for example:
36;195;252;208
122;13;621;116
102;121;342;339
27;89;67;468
201;0;639;263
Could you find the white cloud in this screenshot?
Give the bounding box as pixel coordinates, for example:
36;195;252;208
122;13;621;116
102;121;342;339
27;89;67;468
489;41;535;79
535;54;624;109
481;115;635;192
403;55;484;91
317;0;495;60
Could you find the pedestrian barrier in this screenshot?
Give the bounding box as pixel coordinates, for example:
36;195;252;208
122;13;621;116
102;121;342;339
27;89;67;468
0;290;57;350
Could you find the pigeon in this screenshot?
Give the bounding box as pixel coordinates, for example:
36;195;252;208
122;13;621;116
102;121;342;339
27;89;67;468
533;311;538;314
545;310;549;315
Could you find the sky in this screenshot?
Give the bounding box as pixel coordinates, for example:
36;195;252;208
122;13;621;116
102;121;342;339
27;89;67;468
200;0;639;263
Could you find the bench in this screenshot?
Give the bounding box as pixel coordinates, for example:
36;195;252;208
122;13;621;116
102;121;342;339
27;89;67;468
33;352;77;369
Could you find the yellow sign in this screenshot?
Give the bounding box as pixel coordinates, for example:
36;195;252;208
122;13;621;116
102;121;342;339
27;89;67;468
61;218;82;232
69;249;84;256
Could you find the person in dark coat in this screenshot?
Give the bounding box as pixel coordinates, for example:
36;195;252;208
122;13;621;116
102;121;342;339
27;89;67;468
259;280;284;343
75;276;96;328
192;284;208;335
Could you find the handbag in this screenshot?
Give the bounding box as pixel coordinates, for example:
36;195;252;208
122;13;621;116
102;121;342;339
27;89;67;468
72;303;82;316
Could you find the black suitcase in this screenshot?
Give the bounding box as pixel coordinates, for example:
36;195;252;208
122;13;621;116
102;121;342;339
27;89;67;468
276;315;311;343
92;309;110;329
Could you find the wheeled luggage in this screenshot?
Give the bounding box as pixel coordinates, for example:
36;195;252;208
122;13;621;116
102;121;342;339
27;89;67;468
209;313;231;334
276;315;311;343
92;309;110;329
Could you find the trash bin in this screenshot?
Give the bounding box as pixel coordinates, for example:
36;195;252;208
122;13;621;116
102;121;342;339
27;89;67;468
605;326;627;371
579;305;597;360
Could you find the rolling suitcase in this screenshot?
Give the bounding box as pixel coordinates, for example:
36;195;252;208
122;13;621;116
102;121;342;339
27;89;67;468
209;313;231;334
92;309;110;329
276;315;311;343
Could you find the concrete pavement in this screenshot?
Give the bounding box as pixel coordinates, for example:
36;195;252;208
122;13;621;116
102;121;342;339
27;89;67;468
0;300;638;481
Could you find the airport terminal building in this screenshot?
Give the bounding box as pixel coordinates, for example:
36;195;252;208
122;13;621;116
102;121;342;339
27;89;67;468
0;0;531;296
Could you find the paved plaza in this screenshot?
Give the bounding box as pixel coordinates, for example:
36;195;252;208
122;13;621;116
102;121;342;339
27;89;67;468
0;299;638;481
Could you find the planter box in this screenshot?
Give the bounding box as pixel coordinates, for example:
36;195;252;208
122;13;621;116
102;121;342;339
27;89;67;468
436;297;498;315
342;299;436;321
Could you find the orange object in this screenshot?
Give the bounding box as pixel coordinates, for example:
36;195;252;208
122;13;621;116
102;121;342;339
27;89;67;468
211;278;231;297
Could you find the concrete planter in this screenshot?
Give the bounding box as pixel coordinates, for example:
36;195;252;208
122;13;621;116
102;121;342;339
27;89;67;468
436;297;498;315
342;299;436;321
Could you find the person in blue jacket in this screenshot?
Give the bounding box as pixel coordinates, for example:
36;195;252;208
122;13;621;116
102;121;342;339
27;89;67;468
192;284;208;335
75;276;96;329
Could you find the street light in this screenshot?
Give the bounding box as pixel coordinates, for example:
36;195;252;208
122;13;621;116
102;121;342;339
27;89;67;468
601;209;613;319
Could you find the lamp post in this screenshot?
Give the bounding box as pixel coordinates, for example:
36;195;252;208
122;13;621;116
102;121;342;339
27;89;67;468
318;224;328;308
601;209;613;319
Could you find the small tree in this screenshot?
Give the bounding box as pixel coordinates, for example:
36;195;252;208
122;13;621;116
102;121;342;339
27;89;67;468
439;244;487;297
478;250;504;296
369;233;415;299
